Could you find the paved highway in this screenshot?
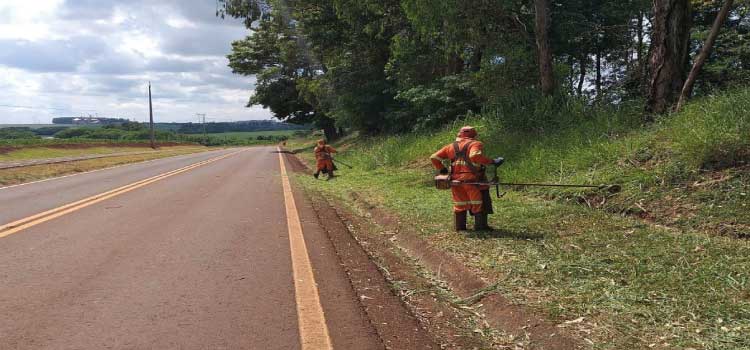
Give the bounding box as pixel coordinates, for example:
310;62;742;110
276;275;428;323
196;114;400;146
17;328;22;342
0;147;427;349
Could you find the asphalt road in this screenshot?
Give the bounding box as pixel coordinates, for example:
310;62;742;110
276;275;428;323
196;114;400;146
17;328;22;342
0;147;397;349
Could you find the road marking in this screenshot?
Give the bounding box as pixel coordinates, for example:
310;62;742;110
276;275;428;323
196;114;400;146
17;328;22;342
277;147;333;350
0;150;244;238
0;149;222;191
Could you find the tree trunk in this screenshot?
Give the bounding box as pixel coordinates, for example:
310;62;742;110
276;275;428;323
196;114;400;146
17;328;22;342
535;0;555;95
645;0;692;118
318;116;339;141
447;53;465;75
637;11;645;64
676;0;734;111
577;54;587;95
566;55;575;91
634;11;646;89
469;47;483;72
595;49;602;99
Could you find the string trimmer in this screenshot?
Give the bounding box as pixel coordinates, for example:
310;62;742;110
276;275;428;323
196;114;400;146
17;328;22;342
435;164;619;198
332;158;353;169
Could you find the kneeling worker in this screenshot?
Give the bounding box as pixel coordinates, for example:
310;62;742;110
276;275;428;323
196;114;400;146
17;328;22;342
430;126;504;231
313;139;337;180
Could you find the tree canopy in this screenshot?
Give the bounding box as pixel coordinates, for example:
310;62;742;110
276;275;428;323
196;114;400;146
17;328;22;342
221;0;749;137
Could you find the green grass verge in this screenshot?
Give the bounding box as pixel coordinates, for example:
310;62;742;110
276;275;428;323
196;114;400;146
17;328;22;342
294;164;750;349
290;89;750;349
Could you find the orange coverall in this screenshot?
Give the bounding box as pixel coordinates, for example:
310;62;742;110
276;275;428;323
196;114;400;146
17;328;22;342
431;138;494;214
314;144;337;173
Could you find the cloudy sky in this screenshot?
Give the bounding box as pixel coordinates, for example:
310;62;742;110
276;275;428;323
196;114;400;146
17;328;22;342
0;0;272;124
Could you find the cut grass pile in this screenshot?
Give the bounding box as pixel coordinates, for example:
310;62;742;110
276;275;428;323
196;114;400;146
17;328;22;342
291;89;750;349
0;146;208;186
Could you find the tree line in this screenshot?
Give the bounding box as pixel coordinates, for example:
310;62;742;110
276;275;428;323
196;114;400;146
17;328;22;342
174;120;307;134
219;0;748;139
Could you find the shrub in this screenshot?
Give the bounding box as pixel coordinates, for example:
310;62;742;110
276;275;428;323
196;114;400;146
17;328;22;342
0;128;39;139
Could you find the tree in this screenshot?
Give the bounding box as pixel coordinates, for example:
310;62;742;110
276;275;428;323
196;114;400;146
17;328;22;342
535;0;555;95
645;0;692;116
676;0;734;111
218;0;748;134
226;9;340;140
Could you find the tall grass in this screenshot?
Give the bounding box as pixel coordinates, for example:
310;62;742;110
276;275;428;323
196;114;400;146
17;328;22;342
666;89;750;170
338;89;749;188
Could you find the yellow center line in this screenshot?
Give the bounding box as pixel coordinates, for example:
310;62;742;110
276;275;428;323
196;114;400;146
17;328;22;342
0;149;245;238
277;147;333;350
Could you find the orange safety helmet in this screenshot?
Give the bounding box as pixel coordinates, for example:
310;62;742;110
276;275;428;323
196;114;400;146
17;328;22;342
457;126;477;139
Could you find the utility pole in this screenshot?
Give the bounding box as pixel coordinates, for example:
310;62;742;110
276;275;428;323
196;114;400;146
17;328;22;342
196;113;207;145
148;82;156;149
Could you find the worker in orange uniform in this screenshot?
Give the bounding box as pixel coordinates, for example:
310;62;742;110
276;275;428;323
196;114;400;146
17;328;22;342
313;139;337;180
431;126;504;231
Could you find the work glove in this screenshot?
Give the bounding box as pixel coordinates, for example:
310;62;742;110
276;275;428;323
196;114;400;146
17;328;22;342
439;168;449;175
492;157;505;165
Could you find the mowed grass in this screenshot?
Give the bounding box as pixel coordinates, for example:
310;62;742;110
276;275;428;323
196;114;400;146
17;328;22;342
0;146;161;162
0;146;208;186
291;89;750;349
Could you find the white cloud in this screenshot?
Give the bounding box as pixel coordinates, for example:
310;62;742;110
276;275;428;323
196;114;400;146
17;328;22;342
0;1;270;124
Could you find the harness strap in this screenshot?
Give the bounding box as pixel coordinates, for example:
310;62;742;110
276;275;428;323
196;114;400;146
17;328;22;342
315;146;332;160
451;141;477;175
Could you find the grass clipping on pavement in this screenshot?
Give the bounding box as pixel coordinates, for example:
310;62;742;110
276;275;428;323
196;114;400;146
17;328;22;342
291;91;750;349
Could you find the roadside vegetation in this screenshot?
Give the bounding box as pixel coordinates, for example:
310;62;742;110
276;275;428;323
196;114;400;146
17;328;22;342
1;121;304;148
0;145;207;186
0;145;166;162
221;0;749;347
290;89;750;349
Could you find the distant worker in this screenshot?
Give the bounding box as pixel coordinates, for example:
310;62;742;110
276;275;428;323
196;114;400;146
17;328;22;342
431;126;504;231
313;139;337;180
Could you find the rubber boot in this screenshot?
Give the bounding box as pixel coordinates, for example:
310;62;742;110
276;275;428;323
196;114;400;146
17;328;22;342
454;211;468;231
326;171;335;181
313;172;319;179
474;213;490;231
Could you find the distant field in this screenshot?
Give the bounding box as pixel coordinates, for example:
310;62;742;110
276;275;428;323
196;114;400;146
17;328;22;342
0;143;195;161
205;130;301;138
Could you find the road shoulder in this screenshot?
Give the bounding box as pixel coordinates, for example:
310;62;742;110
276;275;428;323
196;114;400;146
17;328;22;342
284;151;505;349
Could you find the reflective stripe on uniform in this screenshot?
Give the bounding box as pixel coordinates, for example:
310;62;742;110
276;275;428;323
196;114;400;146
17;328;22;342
431;154;447;161
453;160;482;168
469;150;482;157
453;200;483;205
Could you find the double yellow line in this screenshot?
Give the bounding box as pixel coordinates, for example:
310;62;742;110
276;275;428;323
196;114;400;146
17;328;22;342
0;150;243;238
